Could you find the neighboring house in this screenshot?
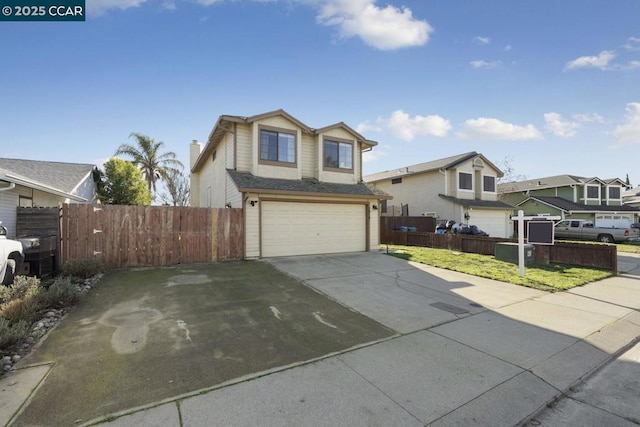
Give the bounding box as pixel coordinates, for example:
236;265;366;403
189;109;390;258
364;152;515;238
0;158;97;238
623;185;640;209
498;175;639;227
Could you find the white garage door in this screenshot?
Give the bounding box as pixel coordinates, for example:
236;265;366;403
468;210;509;238
262;202;366;257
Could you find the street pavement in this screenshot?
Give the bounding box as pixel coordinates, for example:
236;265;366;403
3;251;640;426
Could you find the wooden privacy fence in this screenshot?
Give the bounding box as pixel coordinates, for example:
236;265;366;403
381;231;617;271
60;205;243;268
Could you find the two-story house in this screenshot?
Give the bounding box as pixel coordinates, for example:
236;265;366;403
498;175;640;227
189;109;390;258
364;152;515;238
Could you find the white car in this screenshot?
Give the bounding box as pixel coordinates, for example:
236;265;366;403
0;223;24;285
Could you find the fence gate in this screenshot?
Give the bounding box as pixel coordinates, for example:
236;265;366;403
60;204;243;268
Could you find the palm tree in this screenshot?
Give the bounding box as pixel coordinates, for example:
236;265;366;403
114;133;184;194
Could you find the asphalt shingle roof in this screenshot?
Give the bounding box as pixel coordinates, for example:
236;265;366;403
364;152;480;183
498;174;627;193
524;196;640;212
0;158;95;194
227;170;391;199
438;194;516;210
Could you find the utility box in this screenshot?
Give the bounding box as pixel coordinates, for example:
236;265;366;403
495;242;535;266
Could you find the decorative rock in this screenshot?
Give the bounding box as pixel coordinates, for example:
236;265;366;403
12;355;20;363
46;311;56;318
3;365;11;372
2;356;11;364
37;322;44;329
25;336;34;344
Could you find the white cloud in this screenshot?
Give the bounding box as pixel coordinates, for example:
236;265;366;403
356;120;382;134
543;113;580;138
457;118;542;141
316;0;432;50
504;44;512;52
624;37;640;51
473;36;490;45
162;0;176;10
572;112;604;123
88;0;149;16
362;147;386;162
612;102;640;145
564;50;616;71
382;110;451;141
470;60;501;69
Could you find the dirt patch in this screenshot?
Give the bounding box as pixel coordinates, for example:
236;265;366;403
99;298;163;354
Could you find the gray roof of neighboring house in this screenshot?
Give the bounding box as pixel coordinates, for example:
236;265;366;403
227;170;392;199
498;174;628;193
519;196;640;213
0;158;95;194
364;152;503;183
438;194;516;210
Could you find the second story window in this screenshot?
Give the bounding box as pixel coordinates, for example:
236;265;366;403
608;186;621;200
260;129;296;164
585;185;600;200
324;139;353;171
459;172;472;190
483;176;496;192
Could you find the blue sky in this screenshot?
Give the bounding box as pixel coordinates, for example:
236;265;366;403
1;0;640;186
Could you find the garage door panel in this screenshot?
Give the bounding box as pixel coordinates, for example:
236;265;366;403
262;202;366;257
469;210;508;238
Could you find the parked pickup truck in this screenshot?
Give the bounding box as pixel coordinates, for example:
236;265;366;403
0;223;24;285
554;219;640;243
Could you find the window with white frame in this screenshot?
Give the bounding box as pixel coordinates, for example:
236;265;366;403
585;185;600;200
483;176;496;192
608;186;621;200
459;172;472;190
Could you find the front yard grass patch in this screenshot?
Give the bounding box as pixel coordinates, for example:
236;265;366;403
388;245;613;292
617;242;640;254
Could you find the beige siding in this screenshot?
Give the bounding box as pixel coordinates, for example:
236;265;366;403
193;140;227;208
0;190;18;238
225;177;242;208
374;172;447;217
244;192;260;258
369;204;380;250
301;134;316;178
225;132;234;169
190;173;201;207
235;123;252;171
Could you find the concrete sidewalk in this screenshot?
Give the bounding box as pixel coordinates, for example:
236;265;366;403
79;251;640;427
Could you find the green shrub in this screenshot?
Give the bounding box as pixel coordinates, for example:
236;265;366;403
36;277;82;309
62;258;104;279
0;318;30;350
0;276;41;304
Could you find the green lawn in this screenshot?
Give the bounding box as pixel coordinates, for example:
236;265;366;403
387;245;613;292
616;242;640;254
554;239;640;254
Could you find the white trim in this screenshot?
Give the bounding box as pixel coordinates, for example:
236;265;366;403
583;184;600;204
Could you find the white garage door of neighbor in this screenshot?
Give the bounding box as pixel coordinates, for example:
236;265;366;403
468;210;508;238
595;214;633;228
261;202;366;257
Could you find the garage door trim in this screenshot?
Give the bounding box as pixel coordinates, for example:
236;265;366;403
259;197;370;257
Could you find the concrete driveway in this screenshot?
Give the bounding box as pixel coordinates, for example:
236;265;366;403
5;251;640;426
4;261;393;426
